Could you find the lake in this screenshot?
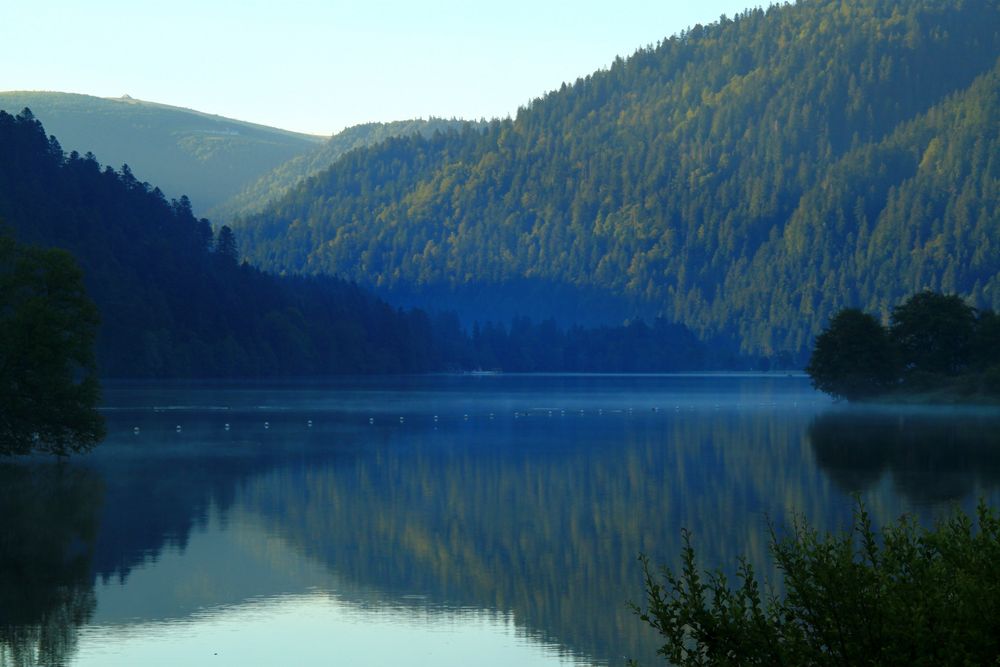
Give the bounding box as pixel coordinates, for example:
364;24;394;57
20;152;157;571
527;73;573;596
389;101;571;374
3;374;1000;666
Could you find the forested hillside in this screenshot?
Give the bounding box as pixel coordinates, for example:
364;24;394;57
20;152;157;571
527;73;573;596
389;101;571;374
0;110;714;376
0;92;321;215
210;118;478;223
0;109;445;377
235;0;1000;359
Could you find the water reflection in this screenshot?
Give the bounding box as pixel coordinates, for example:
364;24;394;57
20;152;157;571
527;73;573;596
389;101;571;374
808;409;1000;504
3;378;1000;667
0;464;103;667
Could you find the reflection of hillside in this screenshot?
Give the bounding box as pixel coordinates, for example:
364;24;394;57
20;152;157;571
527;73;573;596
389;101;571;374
0;464;103;667
89;414;363;582
237;411;835;666
14;400;996;665
808;411;1000;502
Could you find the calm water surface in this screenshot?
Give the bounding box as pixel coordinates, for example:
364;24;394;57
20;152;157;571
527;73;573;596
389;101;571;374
3;374;1000;666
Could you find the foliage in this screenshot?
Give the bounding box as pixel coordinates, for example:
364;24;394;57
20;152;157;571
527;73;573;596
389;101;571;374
0;91;321;215
0;234;104;456
0;463;103;664
630;501;1000;666
807;291;1000;400
805;308;898;400
234;0;1000;359
889;290;976;376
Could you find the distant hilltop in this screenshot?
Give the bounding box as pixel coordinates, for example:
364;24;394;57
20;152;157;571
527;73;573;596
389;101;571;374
0;91;322;215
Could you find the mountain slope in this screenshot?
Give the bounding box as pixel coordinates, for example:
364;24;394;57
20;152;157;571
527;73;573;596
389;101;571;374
235;0;1000;358
0;92;322;214
210;118;479;223
0;109;450;377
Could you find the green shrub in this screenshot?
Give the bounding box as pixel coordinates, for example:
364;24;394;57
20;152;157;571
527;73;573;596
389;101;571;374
631;502;1000;666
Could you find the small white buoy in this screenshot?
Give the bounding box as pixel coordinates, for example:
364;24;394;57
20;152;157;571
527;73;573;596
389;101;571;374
264;421;270;429
598;408;603;415
399;416;405;423
463;414;469;421
433;415;439;422
133;426;140;435
175;425;182;432
307;420;313;427
224;423;230;430
489;413;494;420
369;417;375;425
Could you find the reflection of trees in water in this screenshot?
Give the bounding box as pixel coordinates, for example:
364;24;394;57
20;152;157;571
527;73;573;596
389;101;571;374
808;411;1000;503
237;412;829;666
0;464;103;667
18;407;996;666
88;415;351;582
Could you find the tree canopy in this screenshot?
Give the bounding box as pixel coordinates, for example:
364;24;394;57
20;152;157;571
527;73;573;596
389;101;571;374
806;291;1000;401
889;290;976;376
805;308;898;401
0;233;104;456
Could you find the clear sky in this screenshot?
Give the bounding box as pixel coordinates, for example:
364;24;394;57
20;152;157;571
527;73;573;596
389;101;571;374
2;0;759;136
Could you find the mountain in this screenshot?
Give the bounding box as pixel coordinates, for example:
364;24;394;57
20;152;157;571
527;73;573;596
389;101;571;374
210;118;479;223
0;92;322;215
0;109;452;377
0;111;716;376
234;0;1000;359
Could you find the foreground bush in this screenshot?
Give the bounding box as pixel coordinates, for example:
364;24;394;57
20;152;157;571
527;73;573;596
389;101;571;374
631;502;1000;666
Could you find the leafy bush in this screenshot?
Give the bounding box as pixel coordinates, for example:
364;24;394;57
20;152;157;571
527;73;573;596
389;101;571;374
631;502;1000;666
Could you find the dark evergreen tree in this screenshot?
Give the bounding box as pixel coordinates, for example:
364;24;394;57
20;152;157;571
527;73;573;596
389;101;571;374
214;225;238;264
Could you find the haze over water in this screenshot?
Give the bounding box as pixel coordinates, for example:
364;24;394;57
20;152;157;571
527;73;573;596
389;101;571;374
4;375;1000;666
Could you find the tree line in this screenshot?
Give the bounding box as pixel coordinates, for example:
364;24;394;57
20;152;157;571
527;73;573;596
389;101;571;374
806;291;1000;401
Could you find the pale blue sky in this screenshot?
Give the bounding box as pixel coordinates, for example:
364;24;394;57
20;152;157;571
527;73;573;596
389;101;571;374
3;0;760;136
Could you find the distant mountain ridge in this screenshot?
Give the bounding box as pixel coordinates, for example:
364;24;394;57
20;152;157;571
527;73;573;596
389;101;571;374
233;0;1000;359
0;91;323;214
